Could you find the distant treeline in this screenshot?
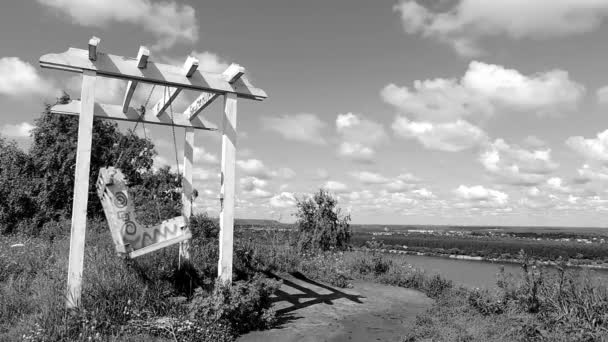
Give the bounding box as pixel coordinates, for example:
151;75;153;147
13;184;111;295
351;233;608;262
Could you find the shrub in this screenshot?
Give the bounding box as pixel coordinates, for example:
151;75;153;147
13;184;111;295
295;189;351;253
188;275;281;335
423;274;454;299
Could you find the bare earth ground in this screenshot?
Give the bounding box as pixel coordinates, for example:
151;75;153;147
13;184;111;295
238;273;433;342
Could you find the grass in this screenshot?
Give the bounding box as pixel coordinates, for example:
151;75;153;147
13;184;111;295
2;221;607;342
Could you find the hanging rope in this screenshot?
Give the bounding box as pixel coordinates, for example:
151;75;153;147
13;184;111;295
115;84;156;166
165;86;181;176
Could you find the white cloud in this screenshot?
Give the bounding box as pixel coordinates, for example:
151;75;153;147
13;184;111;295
66;76;125;104
323;180;349;193
350;171;390;184
336;113;387;162
394;0;608;57
462;62;584;115
38;0;198;49
237;159;272;179
262;113;327;145
455;185;509;208
412;188;435;199
575;164;608;183
566;129;608;162
547;177;571;193
392;117;486;152
0;122;35;138
597;86;608;105
381;79;492;123
191;51;229;73
384;173;421;193
337;142;375;163
194;146;218;164
381;61;583;122
480;139;558;186
0;57;56;97
240;177;268;192
270;192;297;208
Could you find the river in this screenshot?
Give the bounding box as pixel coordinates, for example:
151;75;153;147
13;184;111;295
390;253;608;288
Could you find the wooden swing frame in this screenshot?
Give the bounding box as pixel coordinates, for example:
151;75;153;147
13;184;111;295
39;37;267;308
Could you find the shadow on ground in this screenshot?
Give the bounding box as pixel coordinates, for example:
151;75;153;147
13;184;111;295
239;272;433;342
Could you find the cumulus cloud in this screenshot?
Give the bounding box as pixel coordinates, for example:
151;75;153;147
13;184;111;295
0;122;35;138
566;129;608;162
574;164;608;183
382;61;584;122
194;146;218;164
394;0;608;56
384;173;421;193
262;113;327;145
454;185;509;208
323;180;349;193
546;177;571;193
384;61;582;152
480;139;558;186
38;0;198;49
237;159;272;179
336;113;387;162
350;171;390;184
412;188;435;199
239;177;272;198
392;117;486;152
0;57;57;97
270;192;297;208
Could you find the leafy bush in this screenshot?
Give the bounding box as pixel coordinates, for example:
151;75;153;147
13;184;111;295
423;274;454;299
188;275;281;335
295;189;351;252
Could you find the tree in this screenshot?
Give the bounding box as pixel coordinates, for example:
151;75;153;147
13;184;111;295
29;94;156;222
0;137;38;233
295;189;351;252
0;93;185;235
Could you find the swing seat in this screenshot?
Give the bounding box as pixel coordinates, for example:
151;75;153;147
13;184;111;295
96;166;191;258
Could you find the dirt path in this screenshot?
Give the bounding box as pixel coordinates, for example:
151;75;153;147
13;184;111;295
238;273;432;342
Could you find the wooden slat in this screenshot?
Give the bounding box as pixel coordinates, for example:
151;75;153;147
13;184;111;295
136;46;149;69
66;70;96;308
184;92;219;121
152;87;181;117
50;100;217;131
183;63;246;121
88;37;100;61
183;56;199;77
223;63;245;83
39;48;267;100
179;127;195;266
151;57;199;117
122;46;150;113
218;93;238;283
130;231;191;258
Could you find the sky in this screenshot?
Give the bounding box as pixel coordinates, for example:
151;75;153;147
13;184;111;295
2;1;608;227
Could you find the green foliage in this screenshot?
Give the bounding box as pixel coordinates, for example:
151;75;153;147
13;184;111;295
0;137;38;233
0;94;190;236
188;275;281;335
295;189;351;252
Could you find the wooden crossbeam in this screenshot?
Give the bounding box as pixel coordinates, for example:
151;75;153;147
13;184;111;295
40;48;267;100
151;56;199;117
122;46;150;113
88;37;100;61
184;64;246;121
51;100;216;131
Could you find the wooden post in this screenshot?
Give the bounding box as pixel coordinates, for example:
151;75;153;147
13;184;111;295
66;70;96;308
179;127;194;266
218;93;237;283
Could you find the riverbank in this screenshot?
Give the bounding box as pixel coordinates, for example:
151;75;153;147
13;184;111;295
364;247;608;270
